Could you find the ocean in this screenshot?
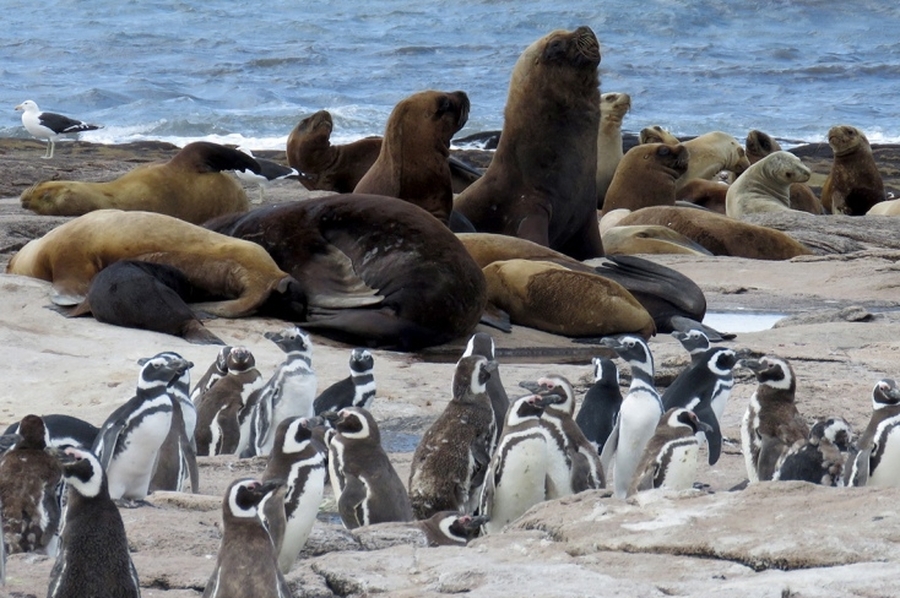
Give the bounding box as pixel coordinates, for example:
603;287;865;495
3;0;899;151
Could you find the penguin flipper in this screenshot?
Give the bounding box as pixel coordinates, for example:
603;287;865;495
570;451;595;493
756;435;787;481
700;408;723;466
599;416;621;475
93;420;126;472
846;447;870;487
338;474;367;529
215;409;241;455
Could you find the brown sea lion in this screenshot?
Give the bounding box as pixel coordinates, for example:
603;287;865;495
354;90;470;226
205;194;486;351
676;178;730;213
745;130;824;215
601;143;690;215
617;206;812;260
820;124;885;215
6;209;300;316
453;26;604;260
601;225;713;256
596;92;632;208
482;259;655;339
19;142;254;224
285;110;382;193
677;131;751;192
639;126;679;145
725;151;811;218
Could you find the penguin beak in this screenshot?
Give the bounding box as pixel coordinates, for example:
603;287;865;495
518;380;542;393
484;360;499;374
597;337;624;351
463;514;490;529
738;358;763;372
320;411;340;426
734;348;759;360
535;393;565;408
0;433;23;452
301;416;328;429
697;420;714;434
47;446;79;465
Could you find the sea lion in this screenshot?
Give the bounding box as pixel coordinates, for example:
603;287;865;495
745;130;824;215
745;130;782;164
599;208;633;235
596;92;632;208
6;209;301;316
286;110;382;193
820;124;885;215
482;259;655;339
676;131;751;192
617;205;812;260
676;178;730;213
206;194;486;351
19;142;254;224
725;151;811;218
867;198;900;216
354;90;470;227
601;143;690;215
453;26;604;260
601;225;713;256
639;126;679;145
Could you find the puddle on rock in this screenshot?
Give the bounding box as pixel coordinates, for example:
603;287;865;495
703;311;787;333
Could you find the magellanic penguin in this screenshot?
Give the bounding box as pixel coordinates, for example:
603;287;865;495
480;393;561;535
202;478;291;598
194;346;264;456
244;326;317;458
461;332;509;449
671;328;710;366
92;352;192;502
576;357;623;455
261;416;327;573
661;346;739;465
313;348;376;415
848;379;900;487
0;415;63;554
3;414;99;451
150;352;199;494
326;406;412;530
597;334;665;499
628;408;713;496
418;511;489;546
774;417;854;486
408;355;497;519
190;345;232;403
520;374;605;495
739;355;809;482
48;447;141;598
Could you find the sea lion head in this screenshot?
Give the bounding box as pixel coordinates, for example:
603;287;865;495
514;26;600;90
643;143;690;179
762;151;811;185
745;130;782;163
600;92;631;123
20;181;94;215
828;124;869;157
639;125;679;145
387;90;470;152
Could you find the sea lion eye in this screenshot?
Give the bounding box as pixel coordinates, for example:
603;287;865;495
658;146;671;156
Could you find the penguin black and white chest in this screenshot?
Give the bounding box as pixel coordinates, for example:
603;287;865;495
408;355;497;519
191;346;232;403
3;414;100;451
92;352;192;501
462;332;509;449
202;478;292;598
852;379;900;487
419;511;489;546
629;407;713;496
48;448;140;598
246;326;317;458
326;406;412;529
314;348;376;415
775;417;854;486
739;355;809;483
597;334;665;499
261;416;327;573
150;353;199;494
662;346;738;466
575;357;623;455
671;329;710;366
194;346;264;456
0;415;63;554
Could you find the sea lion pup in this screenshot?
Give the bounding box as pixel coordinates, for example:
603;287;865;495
676;131;751;192
6;209;302;317
206;194;486;351
725;151;811;218
821;124;885;215
453;26;605;260
745;130;824;215
676;178;730;213
602;225;713;257
617;206;812;260
354;90;471;227
601;143;690;215
639;125;679;145
286;109;382;193
20;141;255;224
596;92;632;208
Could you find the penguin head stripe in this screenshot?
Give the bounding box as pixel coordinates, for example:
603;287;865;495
452;355;492;401
462;332;496;360
58;447;104;498
215;346;233;372
506;394;546;426
819;417;853;451
592;357;619;386
265;326;313;360
600;334;654;379
281;417;313;454
226;478;273;518
437;513;467;543
673;329;710;354
669;408;710;433
744;355;794;391
349;348;374;375
872;378;900;409
335;407;377;442
136;352;192;389
535;375;574;415
707;348;737;376
225;346;256;372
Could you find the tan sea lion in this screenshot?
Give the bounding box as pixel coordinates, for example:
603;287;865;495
820;125;885;215
639;126;679;145
617;206;812;260
482;259;655;339
676;178;729;213
867;198;900;216
453;26;604;260
596;92;632;208
6;209;300;316
354;90;470;226
676;131;751;192
601;225;713;256
725;151;811;218
19;142;253;224
601;143;689;215
745;130;824;215
599;208;633;235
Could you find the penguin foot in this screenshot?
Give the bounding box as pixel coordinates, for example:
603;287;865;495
114;498;155;509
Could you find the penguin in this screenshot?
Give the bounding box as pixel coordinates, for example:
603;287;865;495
461;332;509;449
92;352;192;502
480;393;561;534
520;374;605;495
261;416;327;573
313;348;376;415
191;345;232;403
849;378;900;487
408;355;497;519
671;328;710;366
245;326;317;458
0;415;63;554
739;355;809;482
418;512;489;546
48;447;141;598
774;417;854;486
629;408;713;496
201;478;291;598
661;346;739;465
326;406;412;530
3;414;99;451
150;353;199;494
194;346;265;456
597;334;665;499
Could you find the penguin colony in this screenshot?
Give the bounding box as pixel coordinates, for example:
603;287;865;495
0;325;896;596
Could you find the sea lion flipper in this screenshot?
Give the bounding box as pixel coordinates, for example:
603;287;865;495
479;303;512;333
515;208;551;247
304;244;384;309
181;320;226;346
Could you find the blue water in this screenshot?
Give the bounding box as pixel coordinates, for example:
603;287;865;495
3;1;899;150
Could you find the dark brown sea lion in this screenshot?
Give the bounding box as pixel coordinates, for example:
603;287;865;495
453;26;604;260
206;194;487;351
745;130;824;215
354;90;470;226
745;130;782;164
601;143;690;215
820;125;885;215
19;141;254;224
